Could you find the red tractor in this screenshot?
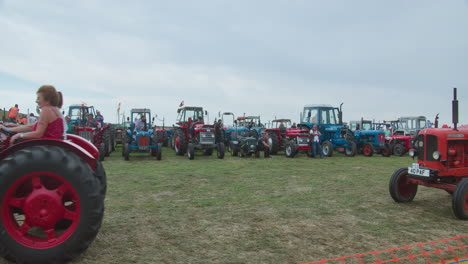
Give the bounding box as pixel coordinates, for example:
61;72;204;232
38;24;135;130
389;88;468;219
265;119;312;158
0;129;106;263
171;106;225;160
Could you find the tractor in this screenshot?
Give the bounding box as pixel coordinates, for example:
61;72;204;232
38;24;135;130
382;116;427;156
389;88;468;219
67;104;113;161
349;119;391;157
265;119;312;157
171;106;225;160
230;128;261;158
0;124;106;264
122;108;163;161
299;104;357;157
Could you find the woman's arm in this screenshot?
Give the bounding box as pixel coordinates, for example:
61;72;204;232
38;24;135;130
1;124;34;133
11;108;53;141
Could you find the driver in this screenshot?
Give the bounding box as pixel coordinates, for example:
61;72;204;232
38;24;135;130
0;85;65;145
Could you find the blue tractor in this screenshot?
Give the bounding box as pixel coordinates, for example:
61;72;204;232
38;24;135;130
221;113;263;152
122;108;163;161
299;104;356;157
349;119;391;157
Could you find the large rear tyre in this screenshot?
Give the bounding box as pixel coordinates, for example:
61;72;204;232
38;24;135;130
217;143;225;159
187;143;195;160
156;143;162;161
98;143;106;161
452;178;468;220
95;161;107;197
174;129;187;156
345;141;357;157
389;168;418;202
284;142;297;158
267;132;279;155
231;143;239;157
362;143;374;157
0;146;104;264
393;143;406;157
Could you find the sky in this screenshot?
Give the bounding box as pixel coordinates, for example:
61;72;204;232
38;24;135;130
0;0;467;126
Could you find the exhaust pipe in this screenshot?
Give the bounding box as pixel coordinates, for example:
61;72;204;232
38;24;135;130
434;113;439;128
453;88;458;131
339;103;343;125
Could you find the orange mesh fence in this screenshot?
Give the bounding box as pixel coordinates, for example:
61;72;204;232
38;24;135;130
301;236;468;264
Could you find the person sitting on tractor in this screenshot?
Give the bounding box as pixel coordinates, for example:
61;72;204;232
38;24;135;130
135;115;148;132
257;132;271;158
309;125;324;158
0;85;65;145
85;114;98;128
291;122;297;128
95;110;104;127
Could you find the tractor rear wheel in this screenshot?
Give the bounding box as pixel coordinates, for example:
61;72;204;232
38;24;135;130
393;143;406;156
381;143;391;157
156;143;162;160
284;142;297;158
95;161;107;197
187;143;195;160
452;178;468;220
174;129;187;156
345;142;357;157
99;143;106;161
362;143;374;157
0;146;104;264
322;141;333;157
104;131;111;157
217;143;225;159
389;168;418;202
268;132;279;155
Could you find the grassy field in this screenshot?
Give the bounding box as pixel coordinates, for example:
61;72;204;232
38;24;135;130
57;147;468;264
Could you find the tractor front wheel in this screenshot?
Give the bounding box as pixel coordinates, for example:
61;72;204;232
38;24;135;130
381;143;391;157
284;142;297;158
0;146;104;264
345;142;357;157
124;143;130;161
231;144;239;156
174;129;187;156
322;141;333;157
452;178;468;220
389;168;418;202
393;143;406;157
362;143;374;157
187;143;195;160
217;143;225;159
268;132;279;155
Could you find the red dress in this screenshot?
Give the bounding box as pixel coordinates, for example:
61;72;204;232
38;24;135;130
32;118;64;139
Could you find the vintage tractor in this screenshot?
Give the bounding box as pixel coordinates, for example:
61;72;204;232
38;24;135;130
389;88;468;219
67;104;113;161
171;106;225;160
0;127;106;264
265;119;312;157
122;108;163;161
299;104;357;157
230;129;261;158
349;119;391;157
383;116;427;156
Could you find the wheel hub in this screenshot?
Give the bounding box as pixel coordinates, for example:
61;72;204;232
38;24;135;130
23;189;64;229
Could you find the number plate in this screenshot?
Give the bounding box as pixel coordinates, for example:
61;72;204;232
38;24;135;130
408;163;430;177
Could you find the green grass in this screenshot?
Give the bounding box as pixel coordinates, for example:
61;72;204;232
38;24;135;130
63;148;466;264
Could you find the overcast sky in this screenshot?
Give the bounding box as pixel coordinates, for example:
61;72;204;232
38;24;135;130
0;0;467;126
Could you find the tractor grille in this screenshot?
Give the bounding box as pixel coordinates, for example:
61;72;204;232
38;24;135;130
200;132;215;144
425;135;438;161
416;134;424;161
296;137;310;146
138;136;149;149
79;131;92;141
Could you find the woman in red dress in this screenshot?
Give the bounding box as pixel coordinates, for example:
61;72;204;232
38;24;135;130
0;85;65;144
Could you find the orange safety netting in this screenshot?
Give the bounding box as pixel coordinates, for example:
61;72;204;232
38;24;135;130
301;236;468;264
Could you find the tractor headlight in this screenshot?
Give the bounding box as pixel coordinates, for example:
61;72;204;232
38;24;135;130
432;151;441;160
408;149;416;157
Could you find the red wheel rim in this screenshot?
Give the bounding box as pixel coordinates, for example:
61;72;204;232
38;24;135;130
363;145;372;156
398;173;416;198
2;172;80;249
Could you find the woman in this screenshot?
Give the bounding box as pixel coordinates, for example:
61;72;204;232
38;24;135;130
0;85;65;144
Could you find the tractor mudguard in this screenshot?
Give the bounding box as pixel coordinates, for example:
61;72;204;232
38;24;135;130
0;137;98;170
